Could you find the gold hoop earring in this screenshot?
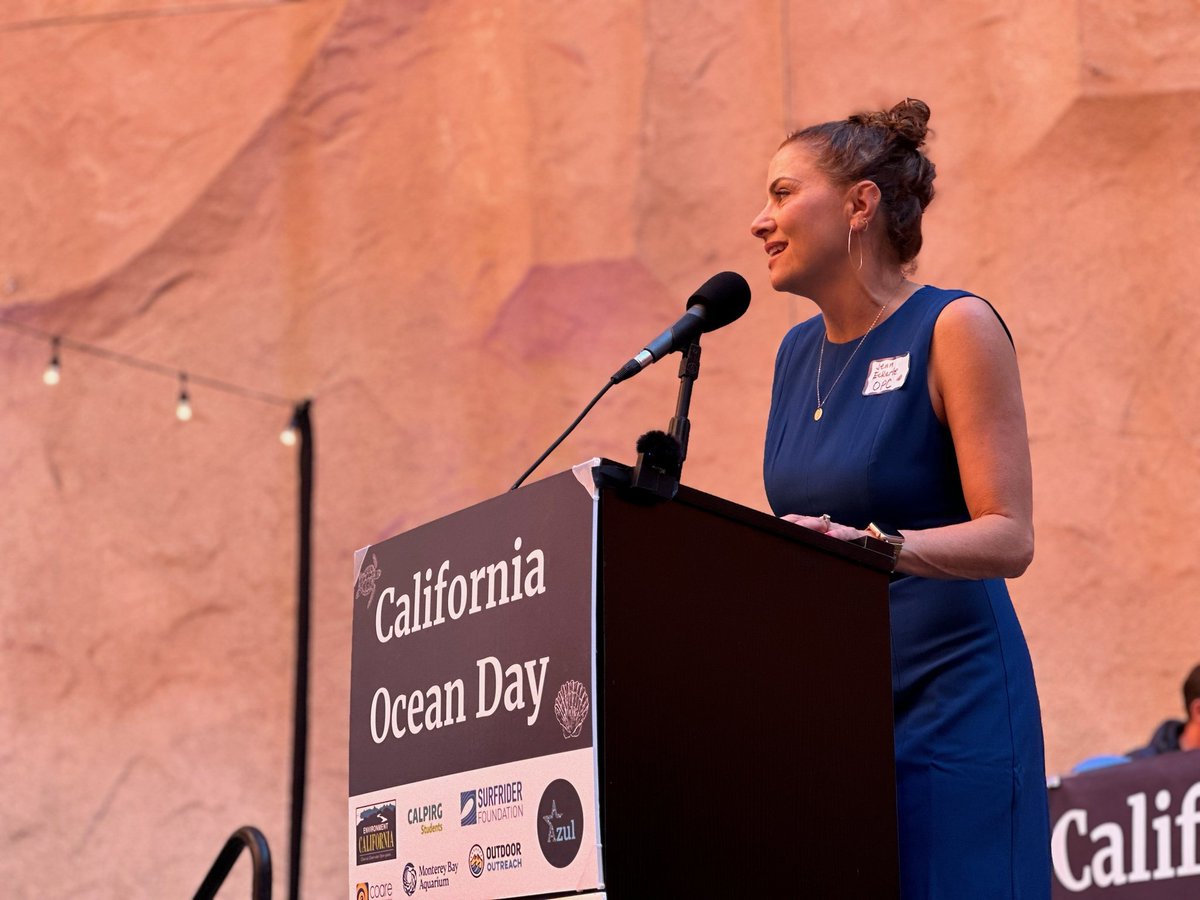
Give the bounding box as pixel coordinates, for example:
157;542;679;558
847;223;864;271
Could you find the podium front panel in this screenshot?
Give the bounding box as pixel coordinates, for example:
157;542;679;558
348;471;604;899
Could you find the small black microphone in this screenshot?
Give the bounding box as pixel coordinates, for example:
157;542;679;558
611;271;751;384
630;430;684;500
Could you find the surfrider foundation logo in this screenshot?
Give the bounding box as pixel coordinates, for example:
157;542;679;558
460;781;523;826
459;790;477;826
553;679;590;739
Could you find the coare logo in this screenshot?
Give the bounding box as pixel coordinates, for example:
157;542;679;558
355;882;393;899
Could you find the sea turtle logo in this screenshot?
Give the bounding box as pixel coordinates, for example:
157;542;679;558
356;553;383;608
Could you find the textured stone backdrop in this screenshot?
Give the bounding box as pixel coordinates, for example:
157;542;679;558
2;1;1198;896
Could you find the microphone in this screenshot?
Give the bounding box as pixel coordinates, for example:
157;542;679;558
611;271;751;384
509;271;750;492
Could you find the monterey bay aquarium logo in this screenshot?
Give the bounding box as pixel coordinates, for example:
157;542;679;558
355;801;397;866
460;780;524;826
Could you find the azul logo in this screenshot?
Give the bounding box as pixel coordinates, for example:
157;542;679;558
408;802;443;835
356;882;394;900
460;781;523;827
355;802;397;866
537;779;584;869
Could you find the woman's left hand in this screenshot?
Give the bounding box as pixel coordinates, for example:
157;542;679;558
781;513;865;542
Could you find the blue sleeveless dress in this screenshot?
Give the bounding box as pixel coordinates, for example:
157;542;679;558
764;286;1050;899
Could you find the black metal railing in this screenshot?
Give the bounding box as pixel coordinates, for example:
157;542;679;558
194;825;272;900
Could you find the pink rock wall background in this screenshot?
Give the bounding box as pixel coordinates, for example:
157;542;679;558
2;1;1198;895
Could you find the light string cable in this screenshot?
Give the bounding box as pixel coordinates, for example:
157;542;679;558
0;316;307;442
0;312;316;900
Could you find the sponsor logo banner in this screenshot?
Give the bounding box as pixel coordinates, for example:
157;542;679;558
349;749;601;900
1049;751;1200;897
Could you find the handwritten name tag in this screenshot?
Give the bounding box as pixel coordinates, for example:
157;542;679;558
862;353;910;396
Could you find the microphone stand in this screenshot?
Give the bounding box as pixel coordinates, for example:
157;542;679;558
630;339;701;500
669;340;701;464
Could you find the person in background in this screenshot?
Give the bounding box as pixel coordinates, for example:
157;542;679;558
752;98;1049;898
1129;664;1200;758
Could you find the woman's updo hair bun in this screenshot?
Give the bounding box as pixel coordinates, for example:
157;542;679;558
784;98;936;266
849;98;932;149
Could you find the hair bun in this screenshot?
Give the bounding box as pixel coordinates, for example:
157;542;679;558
886;98;930;147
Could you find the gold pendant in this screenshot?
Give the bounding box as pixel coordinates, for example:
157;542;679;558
813;407;823;421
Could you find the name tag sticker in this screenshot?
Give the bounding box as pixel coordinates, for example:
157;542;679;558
862;353;910;396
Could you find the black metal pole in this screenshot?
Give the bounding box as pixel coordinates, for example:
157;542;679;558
288;399;313;900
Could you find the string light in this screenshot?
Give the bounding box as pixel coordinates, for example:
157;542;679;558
42;337;61;386
1;317;308;443
175;372;193;421
280;410;299;446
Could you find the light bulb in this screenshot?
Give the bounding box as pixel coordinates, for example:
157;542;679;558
175;373;192;421
43;338;61;385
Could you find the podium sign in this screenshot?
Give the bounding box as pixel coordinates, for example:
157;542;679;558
1050;753;1200;898
348;471;604;899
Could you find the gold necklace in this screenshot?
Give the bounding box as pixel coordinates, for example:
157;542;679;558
813;297;892;422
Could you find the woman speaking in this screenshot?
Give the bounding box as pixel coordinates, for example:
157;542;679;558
752;99;1050;898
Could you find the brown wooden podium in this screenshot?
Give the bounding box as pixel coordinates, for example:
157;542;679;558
589;463;898;896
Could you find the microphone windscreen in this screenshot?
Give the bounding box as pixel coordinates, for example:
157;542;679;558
635;429;682;470
686;271;751;331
